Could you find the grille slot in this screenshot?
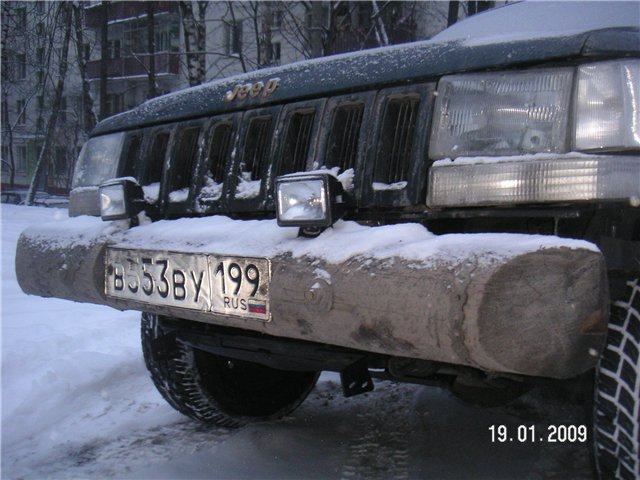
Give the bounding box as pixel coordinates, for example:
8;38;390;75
374;96;419;184
208;122;233;183
120;134;141;178
171;127;201;191
244;116;272;180
280;110;315;175
326;103;364;171
146;132;170;184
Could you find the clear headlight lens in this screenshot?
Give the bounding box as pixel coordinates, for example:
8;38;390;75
277;178;327;224
427;155;640;207
99;183;127;220
574;59;640;151
72;132;124;188
429;68;574;159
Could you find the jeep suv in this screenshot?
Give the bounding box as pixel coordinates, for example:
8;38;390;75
15;2;639;478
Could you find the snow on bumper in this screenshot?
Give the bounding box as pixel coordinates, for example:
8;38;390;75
15;214;608;379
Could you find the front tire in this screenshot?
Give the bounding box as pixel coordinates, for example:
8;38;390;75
594;278;640;479
141;313;319;427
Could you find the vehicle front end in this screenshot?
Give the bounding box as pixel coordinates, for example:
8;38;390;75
15;3;640;477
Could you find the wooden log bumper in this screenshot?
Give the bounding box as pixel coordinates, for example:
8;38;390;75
15;227;608;379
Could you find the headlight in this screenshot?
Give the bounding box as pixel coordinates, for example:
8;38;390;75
427;60;640;208
99;178;144;221
429;68;574;159
72;132;125;188
427;154;640;207
276;173;343;228
70;132;125;217
574;59;640;151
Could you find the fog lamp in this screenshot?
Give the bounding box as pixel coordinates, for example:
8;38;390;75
276;173;343;227
99;178;144;221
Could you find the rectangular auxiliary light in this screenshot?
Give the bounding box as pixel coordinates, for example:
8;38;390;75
427;155;640;208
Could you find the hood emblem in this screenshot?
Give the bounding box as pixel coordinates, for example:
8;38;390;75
224;78;280;102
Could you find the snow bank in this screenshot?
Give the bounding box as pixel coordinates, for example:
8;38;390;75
19;211;128;248
1;205;181;477
111;214;598;266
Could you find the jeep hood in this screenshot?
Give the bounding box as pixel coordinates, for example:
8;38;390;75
93;5;638;137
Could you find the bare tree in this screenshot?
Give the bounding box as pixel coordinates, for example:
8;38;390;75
73;2;97;133
99;1;109;120
1;1;16;188
447;1;460;26
27;2;73;205
146;2;158;99
179;1;207;85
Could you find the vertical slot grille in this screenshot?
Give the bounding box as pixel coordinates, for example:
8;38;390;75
280;110;315;175
326;103;364;171
374;96;419;184
120;134;141;178
146;132;170;184
208;122;232;183
171;127;201;190
244;116;272;180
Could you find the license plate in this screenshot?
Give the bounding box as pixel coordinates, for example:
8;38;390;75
105;248;271;321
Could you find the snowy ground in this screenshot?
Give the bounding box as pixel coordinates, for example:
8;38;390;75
2;205;593;479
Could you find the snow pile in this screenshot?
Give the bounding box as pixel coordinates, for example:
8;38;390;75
142;182;160;203
18;210;127;248
291;166;355;192
169;187;190;203
235;172;262;199
373;180;407;191
111;214;598;266
1;205;182;477
198;174;224;202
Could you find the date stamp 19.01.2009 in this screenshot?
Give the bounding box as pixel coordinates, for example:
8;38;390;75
489;424;588;443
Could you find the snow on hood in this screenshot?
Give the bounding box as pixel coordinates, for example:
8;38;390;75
432;1;639;45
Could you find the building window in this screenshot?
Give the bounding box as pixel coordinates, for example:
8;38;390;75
36;70;44;84
36;22;44;35
16;145;28;172
37;117;44;131
272;42;281;64
16;53;26;80
37;95;44;110
59;96;67;122
16;8;26;30
106;93;124;116
83;43;90;62
37;47;44;64
16;99;26;125
53;147;66;176
225;21;243;55
1;102;8;125
272;9;283;29
108;39;121;59
155;29;170;52
123;20;145;54
2;50;9;78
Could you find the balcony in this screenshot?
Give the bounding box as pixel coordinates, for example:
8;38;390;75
85;2;178;28
86;53;180;80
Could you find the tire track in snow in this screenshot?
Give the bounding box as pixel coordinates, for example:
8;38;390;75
339;383;413;480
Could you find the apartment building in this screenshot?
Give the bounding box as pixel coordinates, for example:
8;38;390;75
1;1;91;194
2;1;463;195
